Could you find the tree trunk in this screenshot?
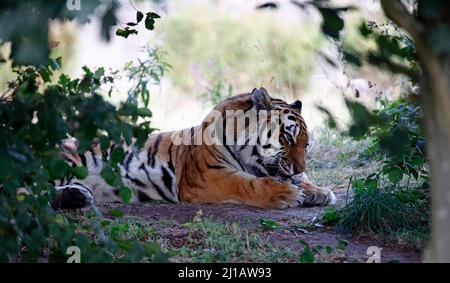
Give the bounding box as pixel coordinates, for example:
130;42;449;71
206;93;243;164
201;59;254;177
380;0;450;262
422;66;450;262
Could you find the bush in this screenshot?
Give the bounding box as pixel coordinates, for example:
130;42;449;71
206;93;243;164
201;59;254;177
0;58;169;262
338;98;429;242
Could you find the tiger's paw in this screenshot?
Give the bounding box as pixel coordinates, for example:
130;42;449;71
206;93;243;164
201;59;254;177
303;186;336;207
326;188;337;205
53;184;94;210
276;185;306;209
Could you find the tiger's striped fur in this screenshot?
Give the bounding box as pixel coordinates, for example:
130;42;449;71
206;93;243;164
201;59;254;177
54;88;336;209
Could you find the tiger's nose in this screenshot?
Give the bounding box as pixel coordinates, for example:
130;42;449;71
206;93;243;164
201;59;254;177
293;163;305;174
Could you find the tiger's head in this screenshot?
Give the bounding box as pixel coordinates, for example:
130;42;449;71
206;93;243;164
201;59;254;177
211;87;309;179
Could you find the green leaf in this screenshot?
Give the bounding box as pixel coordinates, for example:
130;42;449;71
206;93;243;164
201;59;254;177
411;155;424;167
71;166;89;180
318;8;344;40
147;12;161;19
49;159;70;180
259;218;281;230
299;240;315;263
116;27;138;38
322;207;341;224
100;166;116;186
136;11;144;22
109;209;124;218
359;22;372;37
119;186;133;203
388;167;403;184
343;50;362;66
352;179;365;192
144;15;155;30
366;179;378;194
93;67;105;79
137;107;152;117
336;237;348;251
111;147;125;164
325;246;333;254
38;67;52;83
0;157;14;180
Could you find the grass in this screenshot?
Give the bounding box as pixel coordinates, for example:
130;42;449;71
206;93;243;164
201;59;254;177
338;188;411;233
174;219;297;263
65;212;299;262
307;127;429;250
306;127;378;190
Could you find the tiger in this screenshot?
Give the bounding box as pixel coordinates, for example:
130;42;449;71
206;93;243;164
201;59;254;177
52;87;336;210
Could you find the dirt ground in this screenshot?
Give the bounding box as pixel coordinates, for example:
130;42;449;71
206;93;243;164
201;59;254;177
95;185;422;263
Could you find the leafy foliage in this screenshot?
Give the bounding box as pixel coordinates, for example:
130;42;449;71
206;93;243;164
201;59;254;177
0;0;159;66
0;53;169;261
338;98;429;235
124;47;172;108
321;207;341;225
334;21;430;239
116;11;161;38
298;238;345;263
259;218;282;230
291;1;355;40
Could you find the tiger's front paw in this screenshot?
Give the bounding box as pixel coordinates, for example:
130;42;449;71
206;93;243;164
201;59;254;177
303;186;336;207
277;185;306;209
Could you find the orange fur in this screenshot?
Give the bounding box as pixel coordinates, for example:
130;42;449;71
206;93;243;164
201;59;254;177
57;88;336;209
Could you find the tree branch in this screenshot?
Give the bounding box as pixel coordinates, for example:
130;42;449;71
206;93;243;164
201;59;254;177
380;0;423;40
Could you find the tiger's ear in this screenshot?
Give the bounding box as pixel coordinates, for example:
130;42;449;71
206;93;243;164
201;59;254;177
291;100;302;112
251;87;272;110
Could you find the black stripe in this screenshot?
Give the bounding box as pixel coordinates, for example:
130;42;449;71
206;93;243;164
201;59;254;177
137;190;152;202
205;145;234;168
66;177;73;185
90;149;98;167
102;150;108;162
165;143;178;199
125;173;146;187
224;144;245;170
80;154;87;167
139;163;151;180
222;116;245;171
252;145;260;156
124;151;134;171
167;142;175;173
161;166;173;190
205;162;227;170
139;163;173;202
149;179;173;203
253;166;269;177
149;134;163;167
109;144;116;154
